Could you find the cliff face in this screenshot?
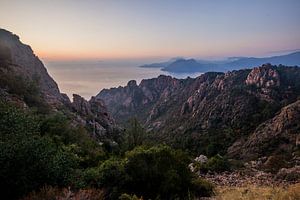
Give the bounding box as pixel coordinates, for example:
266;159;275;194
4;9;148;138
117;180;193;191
99;64;300;158
0;28;118;140
71;94;117;139
245;65;280;88
97;75;186;123
0;29;69;107
231;100;300;159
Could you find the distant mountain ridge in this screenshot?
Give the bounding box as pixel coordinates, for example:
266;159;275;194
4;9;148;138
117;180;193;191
140;52;300;73
139;57;184;68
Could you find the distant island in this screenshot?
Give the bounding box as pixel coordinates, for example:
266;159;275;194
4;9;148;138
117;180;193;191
140;51;300;73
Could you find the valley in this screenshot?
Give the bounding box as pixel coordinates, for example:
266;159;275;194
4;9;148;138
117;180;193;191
0;28;299;200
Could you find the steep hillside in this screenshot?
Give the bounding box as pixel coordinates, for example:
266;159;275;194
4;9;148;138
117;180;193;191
98;64;300;158
0;28;118;140
230;99;300;159
98;75;191;123
71;94;118;140
0;28;68;107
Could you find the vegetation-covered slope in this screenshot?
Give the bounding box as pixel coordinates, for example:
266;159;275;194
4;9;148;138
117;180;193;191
0;28;119;141
98;64;300;159
0;28;215;200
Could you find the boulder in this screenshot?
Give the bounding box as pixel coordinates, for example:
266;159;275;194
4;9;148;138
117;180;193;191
195;155;208;164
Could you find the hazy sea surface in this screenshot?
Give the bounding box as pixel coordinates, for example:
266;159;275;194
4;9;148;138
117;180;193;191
45;60;202;100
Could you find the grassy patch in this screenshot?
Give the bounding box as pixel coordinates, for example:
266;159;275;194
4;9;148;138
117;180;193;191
214;183;300;200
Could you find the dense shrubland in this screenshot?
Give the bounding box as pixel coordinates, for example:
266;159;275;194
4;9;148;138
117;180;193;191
193;155;231;173
0;65;50;113
0;101;214;200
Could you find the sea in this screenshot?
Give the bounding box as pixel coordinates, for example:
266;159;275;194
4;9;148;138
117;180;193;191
45;60;202;100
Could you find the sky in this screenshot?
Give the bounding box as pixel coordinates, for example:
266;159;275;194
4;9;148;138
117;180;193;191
0;0;300;61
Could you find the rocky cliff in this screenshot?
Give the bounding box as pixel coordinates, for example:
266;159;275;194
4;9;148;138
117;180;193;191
71;94;117;139
0;28;118;140
232;100;300;159
98;75;186;123
98;64;300;159
0;28;69;107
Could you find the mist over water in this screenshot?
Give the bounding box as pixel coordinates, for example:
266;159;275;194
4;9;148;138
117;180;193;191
45;61;202;100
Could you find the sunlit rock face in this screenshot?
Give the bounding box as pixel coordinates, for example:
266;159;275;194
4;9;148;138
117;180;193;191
245;64;280;88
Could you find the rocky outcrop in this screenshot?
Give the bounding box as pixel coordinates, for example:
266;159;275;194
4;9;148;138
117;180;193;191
97;75;183;123
0;28;68;107
99;64;300;158
72;94;93;116
244;64;284;102
0;28;119;141
71;94;117;139
232;100;300;159
194;155;208;163
245;64;280;88
189;155;208;173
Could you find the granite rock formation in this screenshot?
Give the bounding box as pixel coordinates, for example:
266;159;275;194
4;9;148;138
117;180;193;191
0;28;69;107
0;28;118;140
71;94;117;138
99;64;300;159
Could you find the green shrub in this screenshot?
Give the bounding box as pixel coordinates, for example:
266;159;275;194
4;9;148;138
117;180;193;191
124;145;192;199
263;155;289;173
228;159;244;170
0;70;50;113
81;145;214;199
0;103;78;199
121;118;147;152
0;133;78;199
40;114;106;168
82;158;128;199
0;101;39;136
196;155;230;173
206;142;223;157
0;102;215;200
190;178;214;197
205;155;230;172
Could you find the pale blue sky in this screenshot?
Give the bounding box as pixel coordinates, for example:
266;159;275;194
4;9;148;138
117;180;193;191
0;0;299;61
